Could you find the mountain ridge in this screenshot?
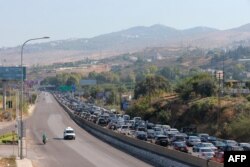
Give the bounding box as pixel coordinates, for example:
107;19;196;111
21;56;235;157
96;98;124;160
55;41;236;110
1;23;250;65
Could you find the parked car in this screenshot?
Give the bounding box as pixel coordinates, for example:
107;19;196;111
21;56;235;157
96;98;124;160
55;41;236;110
146;122;154;129
162;125;171;131
136;126;146;132
133;117;141;123
89;115;98;123
223;140;238;146
239;143;250;151
96;118;108;126
147;129;155;139
211;151;224;163
173;141;188;153
171;134;186;144
107;121;117;130
223;145;244;151
194;147;215;160
135;131;147;141
117;125;129;135
198;133;209;142
211;141;226;150
207;136;217;143
155;135;169;147
123;114;130;121
193;142;217;152
187;136;201;147
153;127;163;135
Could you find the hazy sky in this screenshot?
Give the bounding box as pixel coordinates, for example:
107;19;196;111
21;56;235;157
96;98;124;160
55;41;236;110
1;0;250;47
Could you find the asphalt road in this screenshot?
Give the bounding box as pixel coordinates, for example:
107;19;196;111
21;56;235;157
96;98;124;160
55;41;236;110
25;92;152;167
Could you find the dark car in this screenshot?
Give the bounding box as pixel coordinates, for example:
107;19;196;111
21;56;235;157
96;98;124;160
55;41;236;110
89;115;98;123
135;131;147;141
223;145;244;151
155;135;169;147
207;136;217;143
211;141;226;150
171;134;186;144
96;118;108;126
136;126;146;132
173;141;188;153
147;123;154;129
147;129;155;139
107;121;117;130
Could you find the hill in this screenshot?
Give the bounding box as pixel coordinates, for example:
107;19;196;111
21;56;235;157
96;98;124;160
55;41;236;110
1;23;250;66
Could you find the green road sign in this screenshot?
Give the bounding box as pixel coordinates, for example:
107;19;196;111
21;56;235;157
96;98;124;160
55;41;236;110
59;85;72;92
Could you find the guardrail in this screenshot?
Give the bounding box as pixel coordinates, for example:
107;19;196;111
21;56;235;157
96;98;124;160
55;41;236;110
53;94;223;167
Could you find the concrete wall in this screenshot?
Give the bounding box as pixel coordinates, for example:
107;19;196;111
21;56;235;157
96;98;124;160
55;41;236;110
54;95;223;167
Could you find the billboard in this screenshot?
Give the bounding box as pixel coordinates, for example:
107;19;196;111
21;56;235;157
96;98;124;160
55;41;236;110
80;79;97;86
0;67;26;80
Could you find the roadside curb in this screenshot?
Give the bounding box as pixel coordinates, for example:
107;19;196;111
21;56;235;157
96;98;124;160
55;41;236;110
16;157;33;167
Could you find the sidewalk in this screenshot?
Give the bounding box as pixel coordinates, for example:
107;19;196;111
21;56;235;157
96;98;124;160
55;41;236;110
16;157;33;167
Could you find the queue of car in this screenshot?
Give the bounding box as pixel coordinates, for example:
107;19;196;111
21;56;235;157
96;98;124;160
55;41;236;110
54;92;250;163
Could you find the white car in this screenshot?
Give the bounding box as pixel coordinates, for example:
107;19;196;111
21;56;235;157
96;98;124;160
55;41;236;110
63;127;76;140
187;136;201;146
117;125;129;135
194;147;215;160
193;142;217;152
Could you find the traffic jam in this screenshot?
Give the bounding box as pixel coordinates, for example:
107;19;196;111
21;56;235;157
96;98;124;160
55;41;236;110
54;92;250;164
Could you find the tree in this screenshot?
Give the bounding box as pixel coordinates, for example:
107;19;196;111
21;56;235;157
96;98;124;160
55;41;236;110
134;75;171;99
196;79;216;97
158;67;176;80
176;73;217;100
66;76;78;86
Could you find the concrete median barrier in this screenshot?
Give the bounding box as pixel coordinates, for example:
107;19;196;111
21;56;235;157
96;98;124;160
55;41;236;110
54;94;223;167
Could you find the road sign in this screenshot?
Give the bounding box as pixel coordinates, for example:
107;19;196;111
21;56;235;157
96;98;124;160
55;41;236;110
0;67;26;80
59;85;72;92
71;85;76;92
80;79;97;86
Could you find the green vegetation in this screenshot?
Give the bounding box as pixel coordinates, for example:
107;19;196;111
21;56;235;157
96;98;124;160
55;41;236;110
0;132;18;144
41;73;82;87
39;46;250;141
227;114;250;141
0;91;34;120
134;75;171;99
175;73;217;100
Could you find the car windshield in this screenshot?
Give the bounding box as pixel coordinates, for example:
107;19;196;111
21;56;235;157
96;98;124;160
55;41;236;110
121;126;128;129
158;137;167;140
154;127;161;131
240;143;250;147
176;142;186;146
215;141;226;146
66;130;74;133
203;143;213;147
147;130;154;133
227;140;237;145
201;149;212;152
190;136;199;139
233;146;244;151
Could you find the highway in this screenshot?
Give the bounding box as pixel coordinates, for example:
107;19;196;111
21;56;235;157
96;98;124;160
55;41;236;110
25;92;152;167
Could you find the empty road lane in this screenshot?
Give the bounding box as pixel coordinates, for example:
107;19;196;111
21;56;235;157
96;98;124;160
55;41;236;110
25;92;152;167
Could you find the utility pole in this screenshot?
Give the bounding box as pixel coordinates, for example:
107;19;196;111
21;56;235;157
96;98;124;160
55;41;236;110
217;72;221;125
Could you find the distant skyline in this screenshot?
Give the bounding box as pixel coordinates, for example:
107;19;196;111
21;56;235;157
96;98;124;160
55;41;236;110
1;0;250;47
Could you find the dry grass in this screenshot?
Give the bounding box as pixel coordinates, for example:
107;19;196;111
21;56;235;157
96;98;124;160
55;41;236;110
0;156;16;167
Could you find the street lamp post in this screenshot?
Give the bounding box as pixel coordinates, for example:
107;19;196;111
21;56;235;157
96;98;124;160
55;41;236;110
20;37;49;159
